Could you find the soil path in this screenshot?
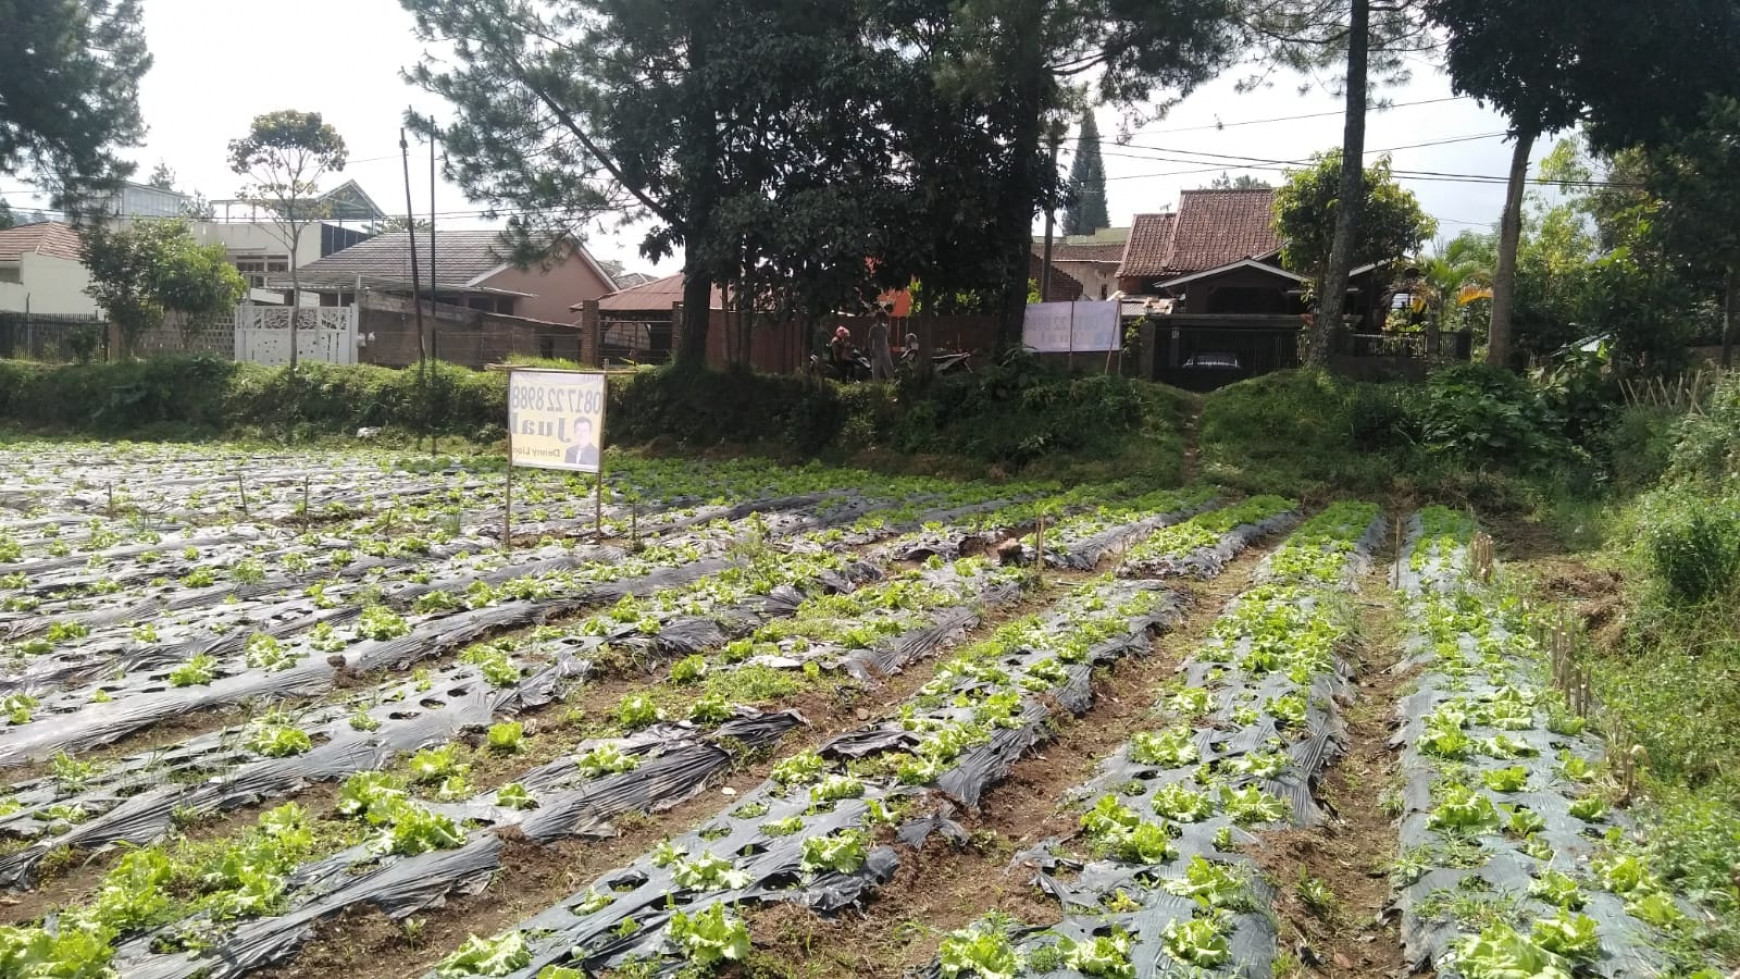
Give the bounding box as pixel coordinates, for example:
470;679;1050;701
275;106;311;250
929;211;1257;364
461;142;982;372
1245;552;1411;979
1180;394;1205;485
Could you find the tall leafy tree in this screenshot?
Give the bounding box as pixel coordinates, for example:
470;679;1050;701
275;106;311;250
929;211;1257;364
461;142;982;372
404;0;912;366
0;0;151;213
1273;151;1436;314
146;162;176;191
1423;0;1740;367
82;219;247;356
1062;111;1108;236
1639;97;1740;368
927;0;1242;343
1240;0;1433;366
0;199;13;231
227;110;348;370
1207;172;1271;190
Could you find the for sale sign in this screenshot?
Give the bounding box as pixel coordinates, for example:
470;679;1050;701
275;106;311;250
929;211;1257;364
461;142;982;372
507;369;607;473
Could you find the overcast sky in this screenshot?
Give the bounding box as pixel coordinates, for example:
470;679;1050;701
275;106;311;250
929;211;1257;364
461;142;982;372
3;1;1552;276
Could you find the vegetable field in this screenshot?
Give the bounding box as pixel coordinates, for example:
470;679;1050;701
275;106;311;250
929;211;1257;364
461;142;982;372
0;444;1727;979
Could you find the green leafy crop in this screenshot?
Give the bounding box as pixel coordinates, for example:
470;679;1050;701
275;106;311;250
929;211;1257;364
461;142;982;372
939;923;1022;979
435;931;532;978
666;903;750;967
799;829;868;875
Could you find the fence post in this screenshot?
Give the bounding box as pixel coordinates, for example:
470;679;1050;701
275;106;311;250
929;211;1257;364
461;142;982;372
578;299;600;367
669;302;684;366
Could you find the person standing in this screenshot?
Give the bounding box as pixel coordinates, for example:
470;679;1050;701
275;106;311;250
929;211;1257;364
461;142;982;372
829;325;853;380
868;310;896;381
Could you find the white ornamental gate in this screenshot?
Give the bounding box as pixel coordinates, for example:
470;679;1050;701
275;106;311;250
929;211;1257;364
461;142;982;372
233;305;359;365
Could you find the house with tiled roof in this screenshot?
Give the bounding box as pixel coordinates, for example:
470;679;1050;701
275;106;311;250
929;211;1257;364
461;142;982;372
0;222;99;317
1117;188;1391;323
1116;189;1285;295
285;230;616;324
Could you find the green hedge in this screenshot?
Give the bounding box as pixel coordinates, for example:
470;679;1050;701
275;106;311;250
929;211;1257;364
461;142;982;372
0;356;1184;479
0;358;507;440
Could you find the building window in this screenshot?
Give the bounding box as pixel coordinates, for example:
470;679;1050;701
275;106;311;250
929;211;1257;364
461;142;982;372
0;266;20;285
232;255;290;289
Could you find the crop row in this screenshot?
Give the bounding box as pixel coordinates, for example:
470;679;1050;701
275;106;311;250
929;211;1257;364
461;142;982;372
1389;507;1723;979
0;490;1217;975
385;497;1303;979
917;502;1383;979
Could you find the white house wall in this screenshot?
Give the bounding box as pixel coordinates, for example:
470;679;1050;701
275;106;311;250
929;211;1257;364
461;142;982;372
0;254;99;316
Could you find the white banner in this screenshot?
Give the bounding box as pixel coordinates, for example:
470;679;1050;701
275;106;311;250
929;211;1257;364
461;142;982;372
1022;301;1121;352
508;369;607;473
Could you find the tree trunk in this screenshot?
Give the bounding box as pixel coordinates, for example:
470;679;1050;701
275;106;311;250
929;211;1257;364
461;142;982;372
674;13;717;371
677;263;712;368
1724;264;1737;370
1487;128;1535;369
1302;0;1370;369
997;4;1047;350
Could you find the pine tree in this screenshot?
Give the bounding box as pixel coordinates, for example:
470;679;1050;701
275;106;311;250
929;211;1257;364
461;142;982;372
1063;112;1109;236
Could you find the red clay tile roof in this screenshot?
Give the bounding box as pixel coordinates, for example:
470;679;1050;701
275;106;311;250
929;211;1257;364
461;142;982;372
0;222;83;263
1030;253;1084;300
1166;188;1280;274
1118;190;1281;280
1118;213;1178;278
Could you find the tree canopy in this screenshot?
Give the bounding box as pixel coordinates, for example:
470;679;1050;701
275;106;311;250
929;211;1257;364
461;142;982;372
1423;0;1740;366
1063;112;1108;236
227;110;347;368
0;0;151;212
1273;151;1436;301
82;220;247;355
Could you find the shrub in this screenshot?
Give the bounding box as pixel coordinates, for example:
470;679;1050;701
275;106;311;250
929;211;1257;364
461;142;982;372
1638;489;1740;605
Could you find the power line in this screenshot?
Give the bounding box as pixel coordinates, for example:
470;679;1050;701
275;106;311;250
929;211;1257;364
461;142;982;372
1063;95;1474;141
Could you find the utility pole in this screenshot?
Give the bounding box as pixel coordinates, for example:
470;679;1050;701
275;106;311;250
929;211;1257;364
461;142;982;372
1040;123;1064;302
429;131;439;457
400;126;427;373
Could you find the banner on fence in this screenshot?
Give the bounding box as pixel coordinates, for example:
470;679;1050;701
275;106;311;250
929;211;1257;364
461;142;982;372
1022;301;1120;353
507;368;607;473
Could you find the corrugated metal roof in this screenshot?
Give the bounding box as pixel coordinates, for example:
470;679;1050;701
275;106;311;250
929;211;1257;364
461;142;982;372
594;273;726;312
0;222;83;263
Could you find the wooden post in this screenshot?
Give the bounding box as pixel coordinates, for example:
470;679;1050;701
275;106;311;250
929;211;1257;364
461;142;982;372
236;475;248;515
503;430;514;553
595;470;604;536
1035;512;1046;584
107;482;114;516
302;477;310;528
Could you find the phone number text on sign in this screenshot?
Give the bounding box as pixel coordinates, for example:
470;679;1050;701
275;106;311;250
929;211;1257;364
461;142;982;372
508;369;607;474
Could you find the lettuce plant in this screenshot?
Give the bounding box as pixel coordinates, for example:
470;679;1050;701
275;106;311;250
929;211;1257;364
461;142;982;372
665;903;750;968
1056;929;1135;979
1449;923;1571;979
939;923;1022;979
799;829;868;875
435;931;532;978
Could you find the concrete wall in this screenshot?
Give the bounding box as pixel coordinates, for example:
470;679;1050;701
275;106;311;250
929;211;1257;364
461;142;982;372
1055;261;1119;301
481;254;614;324
0;254;99;316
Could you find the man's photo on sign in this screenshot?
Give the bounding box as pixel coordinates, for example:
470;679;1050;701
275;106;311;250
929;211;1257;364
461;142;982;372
564;416;600;467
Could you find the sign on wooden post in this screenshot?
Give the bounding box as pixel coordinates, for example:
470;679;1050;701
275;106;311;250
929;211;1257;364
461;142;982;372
504;368;608;549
